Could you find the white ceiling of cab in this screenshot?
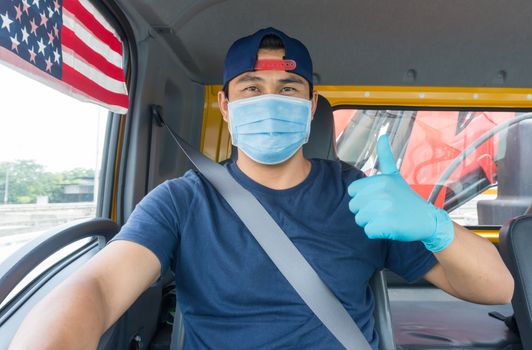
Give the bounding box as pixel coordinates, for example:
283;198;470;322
121;0;532;87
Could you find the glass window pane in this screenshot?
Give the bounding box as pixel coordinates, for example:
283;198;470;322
0;64;108;264
334;108;532;226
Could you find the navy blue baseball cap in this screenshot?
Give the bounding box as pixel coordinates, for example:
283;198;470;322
223;27;313;89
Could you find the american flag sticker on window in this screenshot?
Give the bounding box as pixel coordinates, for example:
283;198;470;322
0;0;129;114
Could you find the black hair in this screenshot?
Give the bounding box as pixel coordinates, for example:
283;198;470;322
259;34;285;50
223;34;312;99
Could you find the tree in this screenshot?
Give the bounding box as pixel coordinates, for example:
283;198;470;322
61;168;95;181
0;160;60;204
0;160;94;204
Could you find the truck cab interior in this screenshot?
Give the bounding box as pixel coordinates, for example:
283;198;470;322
1;1;532;349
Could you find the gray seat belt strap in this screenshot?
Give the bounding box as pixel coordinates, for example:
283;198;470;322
156;111;371;350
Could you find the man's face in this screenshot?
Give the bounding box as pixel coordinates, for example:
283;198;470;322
218;48;318;122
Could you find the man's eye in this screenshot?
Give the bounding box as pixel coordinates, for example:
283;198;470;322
244;86;259;92
281;87;296;93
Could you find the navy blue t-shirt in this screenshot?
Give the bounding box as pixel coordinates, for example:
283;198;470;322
112;159;437;349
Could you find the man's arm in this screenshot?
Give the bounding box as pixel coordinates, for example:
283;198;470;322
9;240;160;350
348;135;514;305
424;223;514;304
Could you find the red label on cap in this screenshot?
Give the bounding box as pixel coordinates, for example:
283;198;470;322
254;59;297;71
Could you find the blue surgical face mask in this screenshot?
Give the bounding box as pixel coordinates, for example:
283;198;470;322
228;94;312;165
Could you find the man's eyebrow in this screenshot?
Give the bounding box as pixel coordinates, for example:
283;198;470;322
278;77;306;85
234;75;265;84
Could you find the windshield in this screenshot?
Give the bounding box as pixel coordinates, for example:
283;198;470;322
0;64;108;264
334;108;532;226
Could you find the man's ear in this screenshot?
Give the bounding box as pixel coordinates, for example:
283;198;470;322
218;90;229;123
310;90;319;119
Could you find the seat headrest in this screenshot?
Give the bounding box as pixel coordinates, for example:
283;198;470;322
499;214;532;348
303;95;338;160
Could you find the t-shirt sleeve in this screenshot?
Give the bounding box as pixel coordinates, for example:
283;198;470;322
384;240;437;283
110;179;188;276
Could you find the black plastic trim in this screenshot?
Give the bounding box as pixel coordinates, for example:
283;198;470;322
0;218;119;306
97;0;139;226
88;1;133;221
0;241;98;325
83;0;139;225
97;114;120;218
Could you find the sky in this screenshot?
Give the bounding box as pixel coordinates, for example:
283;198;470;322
0;63;109;172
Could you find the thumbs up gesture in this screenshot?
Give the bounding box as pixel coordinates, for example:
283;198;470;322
347;135;454;252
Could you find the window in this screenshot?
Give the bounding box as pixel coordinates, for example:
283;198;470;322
0;64;108;263
334;108;532;226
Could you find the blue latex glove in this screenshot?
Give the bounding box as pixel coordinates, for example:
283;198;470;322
347;135;454;252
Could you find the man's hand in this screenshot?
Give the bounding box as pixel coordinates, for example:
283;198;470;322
347;134;454;252
348;134;513;304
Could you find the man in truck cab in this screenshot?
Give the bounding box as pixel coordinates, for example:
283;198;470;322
10;27;514;350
